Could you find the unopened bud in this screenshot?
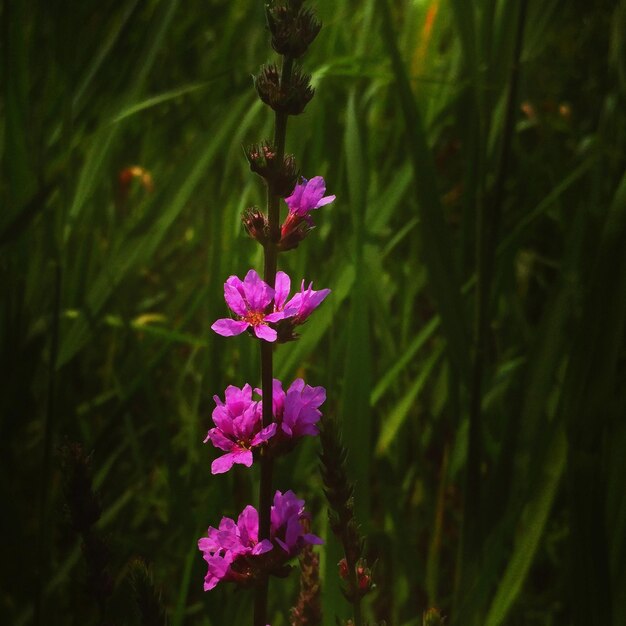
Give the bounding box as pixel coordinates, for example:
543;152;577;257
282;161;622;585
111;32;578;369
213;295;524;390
255;64;314;115
355;559;373;595
245;143;298;197
242;207;268;244
266;3;321;58
278;211;313;251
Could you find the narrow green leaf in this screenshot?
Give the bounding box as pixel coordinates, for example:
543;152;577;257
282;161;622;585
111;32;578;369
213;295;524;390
57;97;248;368
376;344;443;457
109;82;209;125
377;0;471;382
371;316;440;405
485;426;566;626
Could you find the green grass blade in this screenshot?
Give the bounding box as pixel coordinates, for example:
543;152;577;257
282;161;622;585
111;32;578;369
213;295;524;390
371;316;440;405
375;343;443;457
485;426;567;626
377;0;471;382
57;96;249;368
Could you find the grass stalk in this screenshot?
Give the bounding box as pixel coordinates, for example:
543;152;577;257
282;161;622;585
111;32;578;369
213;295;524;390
462;0;529;590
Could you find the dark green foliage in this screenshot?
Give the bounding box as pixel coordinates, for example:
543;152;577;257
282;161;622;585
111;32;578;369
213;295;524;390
1;1;625;625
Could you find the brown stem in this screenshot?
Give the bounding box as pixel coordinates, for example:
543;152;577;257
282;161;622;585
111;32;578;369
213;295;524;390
253;54;294;626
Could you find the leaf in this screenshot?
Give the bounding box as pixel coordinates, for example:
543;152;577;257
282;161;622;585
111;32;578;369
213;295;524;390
485;426;566;626
375;343;443;457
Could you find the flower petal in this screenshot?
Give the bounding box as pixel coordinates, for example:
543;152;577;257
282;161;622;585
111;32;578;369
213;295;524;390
224;277;248;316
285;178;307;213
315;193;336;207
243;269;274;311
264;311;286;323
253;539;274;555
301;176;326;207
211;318;249;337
254;324;278;342
205;428;233;451
238;505;259;546
302;532;324;545
274;271;291;310
211;453;239;475
251;422;277;446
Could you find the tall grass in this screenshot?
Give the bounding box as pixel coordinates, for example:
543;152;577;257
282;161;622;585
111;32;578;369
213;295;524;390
2;1;625;625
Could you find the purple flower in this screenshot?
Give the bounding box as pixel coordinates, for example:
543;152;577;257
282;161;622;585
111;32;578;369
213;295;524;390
274;271;330;325
198;493;321;591
263;378;326;438
198;505;273;591
280;177;335;251
205;384;277;474
211;269;287;342
270;490;323;556
285;176;335;220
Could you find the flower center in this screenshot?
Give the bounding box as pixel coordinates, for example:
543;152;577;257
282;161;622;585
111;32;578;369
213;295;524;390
244;311;265;326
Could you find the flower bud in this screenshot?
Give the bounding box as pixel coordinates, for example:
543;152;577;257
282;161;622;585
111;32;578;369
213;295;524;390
242;207;268;244
255;64;314;115
278;211;313;251
245;143;299;197
355;559;373;595
266;3;321;58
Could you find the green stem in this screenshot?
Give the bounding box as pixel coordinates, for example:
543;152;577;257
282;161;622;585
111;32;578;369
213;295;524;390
253;54;294;626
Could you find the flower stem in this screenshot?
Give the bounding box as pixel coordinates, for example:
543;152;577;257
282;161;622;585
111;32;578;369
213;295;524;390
254;54;294;626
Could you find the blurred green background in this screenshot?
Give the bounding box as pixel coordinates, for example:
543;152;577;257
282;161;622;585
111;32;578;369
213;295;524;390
2;0;626;624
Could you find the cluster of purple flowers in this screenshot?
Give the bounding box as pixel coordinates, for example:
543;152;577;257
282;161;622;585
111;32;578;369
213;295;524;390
199;177;333;593
205;378;325;475
198;491;322;591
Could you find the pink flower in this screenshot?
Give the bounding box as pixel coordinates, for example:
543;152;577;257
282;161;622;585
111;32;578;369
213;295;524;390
274;271;330;325
198;492;321;591
280;176;335;251
211;269;287;342
198;505;273;591
285;176;335;220
261;378;326;439
205;384;276;474
270;490;323;556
